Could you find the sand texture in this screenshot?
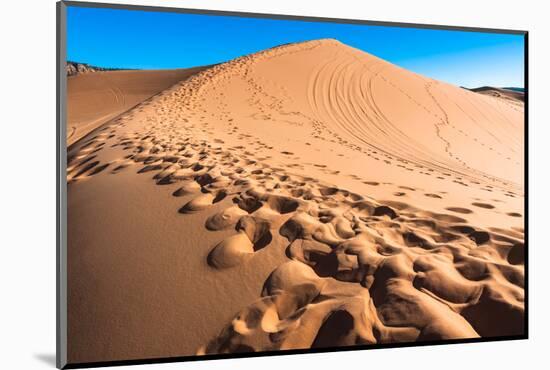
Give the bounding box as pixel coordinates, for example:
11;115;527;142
66;39;524;363
67;67;208;146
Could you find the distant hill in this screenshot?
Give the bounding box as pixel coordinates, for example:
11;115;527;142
502;87;525;93
469;86;524;102
66;61;128;76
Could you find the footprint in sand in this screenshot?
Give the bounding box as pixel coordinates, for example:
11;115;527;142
172;181;202;196
399;186;416;191
471;202;495;209
506;212;522;218
445;207;473;214
179;191;227;214
207;216;273;269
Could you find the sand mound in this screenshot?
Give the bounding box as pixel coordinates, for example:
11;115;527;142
66;39;524;363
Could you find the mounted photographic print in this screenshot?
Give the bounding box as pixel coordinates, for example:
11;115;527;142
56;1;528;368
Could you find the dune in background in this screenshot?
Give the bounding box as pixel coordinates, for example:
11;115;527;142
66;39;524;363
66;67;208;146
470;86;525;103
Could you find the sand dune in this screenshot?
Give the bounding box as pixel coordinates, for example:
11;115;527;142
67;67;208;146
470;86;525;103
66;39;524;363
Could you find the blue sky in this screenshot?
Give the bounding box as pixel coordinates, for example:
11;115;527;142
67;6;525;88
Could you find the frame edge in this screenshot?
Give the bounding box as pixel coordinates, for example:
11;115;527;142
62;0;527;35
57;1;68;369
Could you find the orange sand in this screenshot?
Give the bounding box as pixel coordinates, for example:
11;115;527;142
67;67;208;146
66;39;524;363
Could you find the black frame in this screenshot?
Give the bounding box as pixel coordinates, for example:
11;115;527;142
56;1;529;368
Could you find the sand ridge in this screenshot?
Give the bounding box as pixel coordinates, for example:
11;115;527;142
66;39;524;362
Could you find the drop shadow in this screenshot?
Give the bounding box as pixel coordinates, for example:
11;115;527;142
34;353;56;367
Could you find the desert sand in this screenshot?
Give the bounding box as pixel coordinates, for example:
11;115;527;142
67;67;208;146
66;39;524;363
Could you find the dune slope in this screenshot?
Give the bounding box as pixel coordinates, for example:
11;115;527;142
66;39;524;363
67;67;208;146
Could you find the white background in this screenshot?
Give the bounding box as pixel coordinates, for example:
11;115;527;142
0;0;547;368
